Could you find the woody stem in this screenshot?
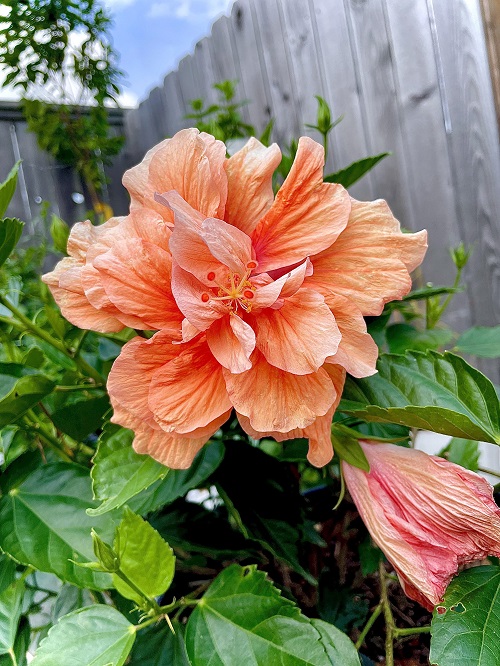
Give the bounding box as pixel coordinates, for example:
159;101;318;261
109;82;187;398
379;561;395;666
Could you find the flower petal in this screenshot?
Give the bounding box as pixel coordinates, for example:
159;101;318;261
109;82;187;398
201;217;253;275
324;292;378;378
171;263;227;331
252;288;341;374
206;314;256;373
149;338;232;434
132;423;208;469
251;136;350;272
123;129;227;222
224;137;282;235
307;198;428;316
237;363;346;467
93;238;183;334
224;350;336;433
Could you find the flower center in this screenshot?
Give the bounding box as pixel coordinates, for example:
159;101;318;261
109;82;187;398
201;262;257;313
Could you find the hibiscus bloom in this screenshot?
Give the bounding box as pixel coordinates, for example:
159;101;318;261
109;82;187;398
43;129;426;468
343;441;500;610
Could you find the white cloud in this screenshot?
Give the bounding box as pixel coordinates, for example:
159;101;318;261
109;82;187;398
148;0;232;21
102;0;139;8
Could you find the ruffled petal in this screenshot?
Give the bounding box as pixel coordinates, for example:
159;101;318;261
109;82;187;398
324;292;378;378
93;238;183;334
224;349;336;433
171;263;227;331
224;137;282;235
252;288;341;374
123;129;228;222
251;137;350;272
149;338;232;434
307;198;428;316
206;314;256;373
201;217;253;275
237;363;346;467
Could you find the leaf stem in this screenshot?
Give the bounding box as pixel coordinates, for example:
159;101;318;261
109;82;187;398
379;561;395;666
22;414;73;463
113;570;162;615
393;625;431;637
355;601;383;649
0;293;104;384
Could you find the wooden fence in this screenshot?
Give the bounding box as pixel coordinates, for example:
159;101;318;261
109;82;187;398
126;0;500;378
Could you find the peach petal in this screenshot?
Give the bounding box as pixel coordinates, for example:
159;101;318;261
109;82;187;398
251;136;350;272
171;264;227;331
132;423;208;470
307;198;428;316
224;350;336;433
123;129;227;222
66;218;121;261
224;137;282;235
200;217;253;275
93;239;183;334
324;292;378;378
252;288;341;375
149;338;232;434
206;314;256;373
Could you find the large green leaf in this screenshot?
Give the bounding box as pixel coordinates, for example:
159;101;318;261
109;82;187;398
185;564;360;666
0;162;20;218
214;442;316;584
385;324;453;354
129;439;225;515
439;437;480;472
128;621;190;666
324;153;389;188
32;605;136;666
0;463;116;590
112;508;175;604
0;363;55;428
340;351;500;444
0;557;15;596
0;617;29;666
0;219;24;269
455;326;500;358
88;423;168;516
0;577;24;657
430;566;500;666
46;393;110;441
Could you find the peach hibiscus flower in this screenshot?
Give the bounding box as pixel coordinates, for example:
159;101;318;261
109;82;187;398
43;129;427;469
342;441;500;610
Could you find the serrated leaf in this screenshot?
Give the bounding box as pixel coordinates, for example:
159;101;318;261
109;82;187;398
311;619;361;665
430;566;500;666
440;437;480;471
0;617;29;666
186;564;360;665
88;423;168;516
386;324;453;354
0;218;23;269
0;577;24;657
324;153;389;188
402;285;462;302
128;621;190;666
129;439;225;515
0;162;20;218
32;605;136;666
340;351;500;444
48;394;110;441
214;442;316;584
331;427;369;471
456;326;500;358
0;463;116;590
112;509;175;604
0;363;54;427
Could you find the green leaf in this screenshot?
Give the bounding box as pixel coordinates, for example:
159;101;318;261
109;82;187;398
32;605;136;666
0;218;24;269
129;439;225;516
0;577;24;657
386;324;453;354
0;557;15;596
331;426;369;471
456;326;500;358
128;621;190;666
324;153;389;188
0;363;55;428
48;394;110;441
49;214;70;254
0;162;20;218
88;423;168;516
214;442;316;584
112;508;175;604
402;285;462;302
186;564;360;665
0;617;29;666
430;566;500;666
440;437;480;471
0;462;116;590
340;351;500;444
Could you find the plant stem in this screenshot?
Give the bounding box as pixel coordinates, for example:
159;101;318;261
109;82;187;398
54;384;104;392
393;625;431;638
113;570;161;615
22;414;73;463
0;294;104;384
379;561;395;666
355;601;383;650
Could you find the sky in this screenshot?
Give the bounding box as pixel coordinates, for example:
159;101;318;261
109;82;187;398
0;0;234;107
104;0;235;106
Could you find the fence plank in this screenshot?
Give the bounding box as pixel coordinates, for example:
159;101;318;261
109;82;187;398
161;70;188;138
